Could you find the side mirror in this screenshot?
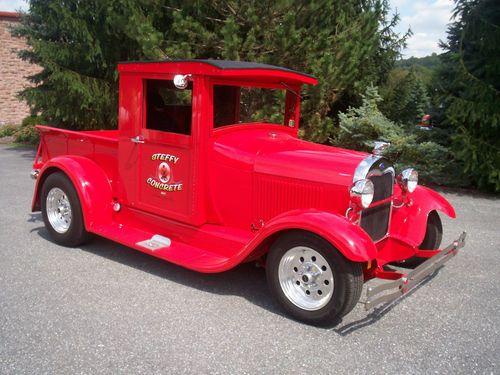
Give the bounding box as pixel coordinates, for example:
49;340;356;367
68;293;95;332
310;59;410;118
173;74;191;90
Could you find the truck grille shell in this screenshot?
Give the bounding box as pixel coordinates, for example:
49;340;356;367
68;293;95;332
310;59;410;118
359;168;394;242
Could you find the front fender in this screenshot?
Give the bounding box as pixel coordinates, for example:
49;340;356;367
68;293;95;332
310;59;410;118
246;209;377;262
32;156;113;231
390;185;455;247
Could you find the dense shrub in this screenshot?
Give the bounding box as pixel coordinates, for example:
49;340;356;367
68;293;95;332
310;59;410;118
0;125;19;137
0;116;47;145
14;125;39;145
332;85;455;186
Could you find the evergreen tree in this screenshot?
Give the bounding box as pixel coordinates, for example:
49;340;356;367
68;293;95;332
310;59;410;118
436;0;500;192
380;69;430;125
15;0;408;137
396;53;441;71
404;75;430;123
161;0;409;142
14;0;165;130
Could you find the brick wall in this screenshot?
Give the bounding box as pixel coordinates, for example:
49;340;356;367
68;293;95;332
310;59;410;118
0;12;41;126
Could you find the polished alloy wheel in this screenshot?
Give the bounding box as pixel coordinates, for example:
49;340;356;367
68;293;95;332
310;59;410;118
278;246;334;311
46;187;72;234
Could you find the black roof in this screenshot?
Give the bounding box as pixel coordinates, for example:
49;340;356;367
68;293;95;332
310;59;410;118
120;59;316;80
196;59;314;78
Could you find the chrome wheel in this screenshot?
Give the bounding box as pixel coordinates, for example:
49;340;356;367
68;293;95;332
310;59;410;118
46;187;72;234
278;246;334;311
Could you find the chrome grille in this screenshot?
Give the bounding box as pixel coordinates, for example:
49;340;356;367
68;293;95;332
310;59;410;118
360;171;394;241
360;202;391;241
369;173;393;202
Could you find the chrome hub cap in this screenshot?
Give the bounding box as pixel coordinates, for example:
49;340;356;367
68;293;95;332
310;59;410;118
278;246;334;311
46;187;72;233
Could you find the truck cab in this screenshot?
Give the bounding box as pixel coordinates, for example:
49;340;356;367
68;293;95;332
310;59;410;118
31;60;465;326
117;60;313;228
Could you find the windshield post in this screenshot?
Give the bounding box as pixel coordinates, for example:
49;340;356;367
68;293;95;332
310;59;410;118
284;87;301;129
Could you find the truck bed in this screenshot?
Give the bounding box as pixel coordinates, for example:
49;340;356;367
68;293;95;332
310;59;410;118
36;125;119;178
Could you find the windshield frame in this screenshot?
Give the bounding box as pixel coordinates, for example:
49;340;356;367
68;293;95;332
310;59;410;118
210;78;301;136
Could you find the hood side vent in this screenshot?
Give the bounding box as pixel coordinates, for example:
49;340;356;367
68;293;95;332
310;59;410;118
254;174;325;221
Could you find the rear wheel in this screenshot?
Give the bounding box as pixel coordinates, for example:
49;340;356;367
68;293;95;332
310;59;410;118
41;172;90;247
401;211;443;268
266;231;363;327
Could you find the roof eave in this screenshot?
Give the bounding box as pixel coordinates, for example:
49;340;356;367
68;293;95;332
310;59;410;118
118;60;318;86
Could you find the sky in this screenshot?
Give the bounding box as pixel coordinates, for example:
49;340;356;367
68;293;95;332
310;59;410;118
0;0;27;13
390;0;455;57
1;0;455;58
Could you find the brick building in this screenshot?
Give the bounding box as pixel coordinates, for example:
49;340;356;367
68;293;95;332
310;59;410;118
0;12;40;126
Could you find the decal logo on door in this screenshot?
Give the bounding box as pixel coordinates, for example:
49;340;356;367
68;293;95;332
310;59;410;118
158;162;171;183
146;153;183;192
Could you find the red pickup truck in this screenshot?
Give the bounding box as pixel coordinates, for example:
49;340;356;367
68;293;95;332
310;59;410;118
31;60;465;326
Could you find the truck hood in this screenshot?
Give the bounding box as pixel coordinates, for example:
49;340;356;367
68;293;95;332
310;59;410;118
213;127;368;187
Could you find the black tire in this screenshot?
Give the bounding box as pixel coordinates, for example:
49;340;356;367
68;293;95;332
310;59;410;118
41;172;90;247
400;211;443;268
266;231;363;327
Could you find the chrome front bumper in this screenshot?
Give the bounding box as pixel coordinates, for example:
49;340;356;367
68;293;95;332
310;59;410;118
364;232;467;311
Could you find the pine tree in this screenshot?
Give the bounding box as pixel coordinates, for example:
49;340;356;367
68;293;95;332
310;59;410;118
14;0;165;130
380;69;430;125
161;0;409;142
15;0;408;138
437;0;500;192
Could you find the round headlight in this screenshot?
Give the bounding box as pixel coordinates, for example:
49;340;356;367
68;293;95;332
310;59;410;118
350;179;374;208
398;168;418;193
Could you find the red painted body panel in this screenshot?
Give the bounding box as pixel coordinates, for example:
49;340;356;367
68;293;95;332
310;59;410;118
31;60;459;275
246;209;378;262
207;127;367;229
370;185;456;267
33;156;114;231
390;185;455;248
36;125;118;185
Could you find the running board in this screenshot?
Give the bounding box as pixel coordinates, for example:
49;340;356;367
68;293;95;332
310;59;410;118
91;222;232;273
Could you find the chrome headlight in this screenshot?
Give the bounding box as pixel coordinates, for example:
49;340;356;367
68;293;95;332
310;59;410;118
398;168;418;193
350;179;374;208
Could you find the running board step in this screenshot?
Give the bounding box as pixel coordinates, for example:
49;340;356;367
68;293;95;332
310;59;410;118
136;235;171;251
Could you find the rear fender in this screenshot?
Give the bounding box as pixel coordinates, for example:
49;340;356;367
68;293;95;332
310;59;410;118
390;185;455;247
32;156;113;231
246;209;377;263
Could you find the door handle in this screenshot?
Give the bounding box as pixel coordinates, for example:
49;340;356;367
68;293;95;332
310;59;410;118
131;135;145;144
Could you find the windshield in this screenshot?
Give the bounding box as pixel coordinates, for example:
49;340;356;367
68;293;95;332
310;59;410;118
214;85;288;128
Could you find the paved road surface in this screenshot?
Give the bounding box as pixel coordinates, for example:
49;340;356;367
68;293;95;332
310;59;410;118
0;145;498;374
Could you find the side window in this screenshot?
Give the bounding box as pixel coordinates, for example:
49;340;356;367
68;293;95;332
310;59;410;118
145;79;192;135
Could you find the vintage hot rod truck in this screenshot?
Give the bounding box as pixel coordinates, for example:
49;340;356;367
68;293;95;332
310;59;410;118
31;60;466;326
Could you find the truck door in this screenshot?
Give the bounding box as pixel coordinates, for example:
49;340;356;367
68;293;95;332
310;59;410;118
129;78;194;222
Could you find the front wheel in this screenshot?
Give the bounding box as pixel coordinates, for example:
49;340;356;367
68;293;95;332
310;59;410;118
266;231;363;327
41;172;90;247
401;211;443;268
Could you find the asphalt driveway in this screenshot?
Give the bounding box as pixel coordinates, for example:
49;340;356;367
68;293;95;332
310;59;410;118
0;145;498;374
